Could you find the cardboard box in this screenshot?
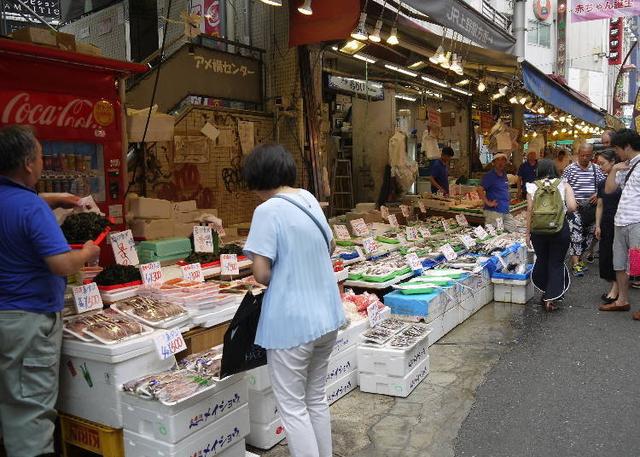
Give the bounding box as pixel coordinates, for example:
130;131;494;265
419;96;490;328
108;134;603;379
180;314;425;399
75;41;101;56
12;27;56;47
130;219;174;240
173;222;194;238
129;197;172;219
127;113;175;143
173;211;199;223
172;200;197;213
198;208;218;218
56;32;76;52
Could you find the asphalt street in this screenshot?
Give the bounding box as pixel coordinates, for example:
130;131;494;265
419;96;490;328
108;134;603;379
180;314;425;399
455;266;640;457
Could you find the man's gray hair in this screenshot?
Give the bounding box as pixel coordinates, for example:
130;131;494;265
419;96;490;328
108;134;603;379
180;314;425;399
0;125;38;174
579;142;594;152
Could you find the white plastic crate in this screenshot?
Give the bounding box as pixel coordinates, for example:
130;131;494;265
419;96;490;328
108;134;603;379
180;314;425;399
492;278;534;304
246;416;286;450
121;375;247;443
59;338;175;428
331;318;369;358
357;333;429;378
326;345;357;385
248;387;279;425
359;356;430;398
246;365;271;392
124;403;249;457
326;368;358;405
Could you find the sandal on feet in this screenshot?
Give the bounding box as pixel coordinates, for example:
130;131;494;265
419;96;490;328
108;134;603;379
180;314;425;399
599;302;631;312
544;300;557;312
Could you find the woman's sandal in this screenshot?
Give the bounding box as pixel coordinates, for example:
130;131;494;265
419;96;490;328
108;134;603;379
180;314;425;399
544;300;557;312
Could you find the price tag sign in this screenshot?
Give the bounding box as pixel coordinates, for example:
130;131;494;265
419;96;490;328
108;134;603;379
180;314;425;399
418;200;426;213
400;205;411;218
455;214;469;227
495;254;509;270
367;303;384;327
406;226;418;241
154;328;187;360
193;226;214;253
110;230;139;266
460;235;476;249
181;263;204;282
209;221;226;237
388;214;400;228
72;283;103;314
380;205;390;220
441;219;450;232
350;218;370;237
440;243;458;261
220;254;239;276
474;226;489;240
486;224;497;237
419;227;431;239
496;217;504;232
139;261;164;286
405;253;423;271
334;225;351;241
362;237;379;255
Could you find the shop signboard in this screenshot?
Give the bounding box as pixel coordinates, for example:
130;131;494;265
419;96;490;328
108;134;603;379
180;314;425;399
427;109;442;127
571;0;640;22
328;75;384;101
5;1;60;20
556;0;567;77
608;18;624;65
190;0;225;37
534;0;552;20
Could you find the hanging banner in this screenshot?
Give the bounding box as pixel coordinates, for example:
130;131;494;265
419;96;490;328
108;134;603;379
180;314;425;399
328;76;384;101
557;0;568;77
571;0;640;22
190;0;225;37
609;18;624;65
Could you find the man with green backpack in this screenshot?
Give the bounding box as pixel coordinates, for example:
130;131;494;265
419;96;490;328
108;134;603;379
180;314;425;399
527;159;578;311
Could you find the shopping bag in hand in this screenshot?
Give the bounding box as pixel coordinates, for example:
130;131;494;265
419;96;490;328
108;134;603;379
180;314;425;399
220;291;267;377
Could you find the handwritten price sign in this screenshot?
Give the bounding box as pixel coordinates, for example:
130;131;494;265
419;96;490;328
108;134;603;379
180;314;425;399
380;205;390;220
405;253;423;271
460;235;476;249
220;254;239;276
193;226;214;253
350;218;370;237
72;283;103;314
334;225;351;241
496;217;504;232
440;243;458;261
419;227;431;239
362;237;379;255
441;219;450;232
400;205;411;218
110;230;139;266
181;263;204;282
367;303;384;327
474;226;489;240
154;328;187;360
486;224;497;237
406;226;418;241
139;261;164;286
388;214;400;228
418;200;427;213
455;214;469;227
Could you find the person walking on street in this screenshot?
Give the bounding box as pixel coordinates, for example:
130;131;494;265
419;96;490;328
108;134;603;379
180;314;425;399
562;143;606;276
594;149;622;305
555;149;573;175
527;159;577;312
478;153;516;231
0;125;101;457
518;150;538;199
430;146;454;195
599;129;640;317
242;144;346;457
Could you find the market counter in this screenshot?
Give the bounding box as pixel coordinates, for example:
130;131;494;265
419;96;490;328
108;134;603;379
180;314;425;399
426;202;527;226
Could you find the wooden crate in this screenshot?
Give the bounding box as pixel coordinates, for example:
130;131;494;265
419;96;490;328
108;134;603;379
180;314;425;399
179;322;230;361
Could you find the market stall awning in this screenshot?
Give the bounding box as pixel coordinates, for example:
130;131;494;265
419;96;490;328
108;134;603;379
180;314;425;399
521;61;606;128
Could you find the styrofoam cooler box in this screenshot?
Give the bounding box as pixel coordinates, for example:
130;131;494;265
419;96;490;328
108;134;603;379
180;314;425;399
357;333;429;377
248;387;279;425
326;368;358;405
493;278;534;304
246;365;271;392
246;416;286;450
460;296;475;320
59;334;175;428
121;375;247;443
359;356;429;398
331;318;369;357
124;403;250;457
482;284;495;307
326;345;357;385
428;305;460;345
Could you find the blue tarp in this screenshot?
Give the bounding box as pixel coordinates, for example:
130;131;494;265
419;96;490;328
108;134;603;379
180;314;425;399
522;61;606;128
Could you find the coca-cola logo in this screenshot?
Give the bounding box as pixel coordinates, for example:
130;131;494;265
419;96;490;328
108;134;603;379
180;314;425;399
1;92;98;130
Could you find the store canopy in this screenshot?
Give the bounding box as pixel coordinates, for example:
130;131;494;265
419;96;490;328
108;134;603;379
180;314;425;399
521;61;606;128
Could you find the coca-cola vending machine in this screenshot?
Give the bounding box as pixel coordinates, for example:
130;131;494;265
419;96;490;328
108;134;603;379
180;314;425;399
0;39;146;229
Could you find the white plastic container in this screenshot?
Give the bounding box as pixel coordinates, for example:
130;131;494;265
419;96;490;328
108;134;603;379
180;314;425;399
492;277;534;304
326;345;357;385
59;336;175;428
121;375;247;443
246;416;286;450
246;365;271;392
358;356;430;398
331;318;369;357
357;333;429;378
326;368;358;405
248;387;279;425
124;403;249;457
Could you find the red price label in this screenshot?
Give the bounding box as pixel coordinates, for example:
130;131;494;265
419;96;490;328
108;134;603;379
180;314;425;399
181;263;204;282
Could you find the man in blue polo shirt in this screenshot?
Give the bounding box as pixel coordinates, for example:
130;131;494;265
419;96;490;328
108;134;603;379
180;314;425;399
0;125;100;457
430;146;455;195
478;153;516;231
517;150;538;199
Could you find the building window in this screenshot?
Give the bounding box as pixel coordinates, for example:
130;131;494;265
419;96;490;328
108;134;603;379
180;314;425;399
528;20;551;48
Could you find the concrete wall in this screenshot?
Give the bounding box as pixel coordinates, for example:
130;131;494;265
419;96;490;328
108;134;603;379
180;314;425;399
524;3;556;73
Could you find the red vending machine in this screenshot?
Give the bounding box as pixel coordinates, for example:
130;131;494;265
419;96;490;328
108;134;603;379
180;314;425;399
0;39;147;228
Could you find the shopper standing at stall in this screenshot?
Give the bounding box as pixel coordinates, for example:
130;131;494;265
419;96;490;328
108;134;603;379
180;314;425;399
600;129;640;316
243;144;345;457
0;125;100;457
562;143;606;276
518;150;538;198
430;146;454;195
478;153;516;231
602;130;615;147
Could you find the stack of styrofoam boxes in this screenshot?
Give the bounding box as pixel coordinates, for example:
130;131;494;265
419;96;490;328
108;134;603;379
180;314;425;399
172;200;201;238
427;287;460;345
122;374;250;457
358;322;431;397
245;318;369;450
129;196;175;239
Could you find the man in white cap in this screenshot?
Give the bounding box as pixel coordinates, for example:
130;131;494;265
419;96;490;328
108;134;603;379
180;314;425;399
477;153;516;231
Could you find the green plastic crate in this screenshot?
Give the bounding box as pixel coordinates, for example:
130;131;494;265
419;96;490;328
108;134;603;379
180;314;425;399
137;237;192;264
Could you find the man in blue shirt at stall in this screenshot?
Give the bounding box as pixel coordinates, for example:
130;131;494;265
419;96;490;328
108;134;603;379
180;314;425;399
0;125;100;457
517;150;538;199
430;146;455;195
478;153;516;231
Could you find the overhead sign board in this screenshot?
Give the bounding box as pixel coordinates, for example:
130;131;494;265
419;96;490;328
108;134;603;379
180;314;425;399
328;75;384;101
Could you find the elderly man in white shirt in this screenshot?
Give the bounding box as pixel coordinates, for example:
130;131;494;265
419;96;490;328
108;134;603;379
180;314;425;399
600;129;640;318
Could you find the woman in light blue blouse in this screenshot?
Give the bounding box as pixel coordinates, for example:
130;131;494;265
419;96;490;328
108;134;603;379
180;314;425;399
242;144;345;457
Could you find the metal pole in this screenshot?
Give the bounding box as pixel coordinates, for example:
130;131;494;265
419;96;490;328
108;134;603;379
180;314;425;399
512;0;526;59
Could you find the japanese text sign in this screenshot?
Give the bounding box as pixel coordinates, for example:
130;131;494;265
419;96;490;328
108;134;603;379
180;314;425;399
220;254;239;276
72;283;103;314
139;262;164;286
334;225;351;241
154;328;187;360
193;226;214;253
110;230;139;266
362;237;379;255
388;214;400;228
440;243;458;261
181;263;204;282
350;218;370;237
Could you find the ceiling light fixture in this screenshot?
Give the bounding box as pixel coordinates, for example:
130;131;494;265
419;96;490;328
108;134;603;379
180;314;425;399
552;130;559;136
386;1;401;45
385;64;418;77
532;131;538;138
451;86;472;96
395;94;417;102
421;75;448;88
297;0;312;15
429;45;446;64
408;60;425;69
509;95;518;104
477;80;486;92
440;51;452;69
519;95;528;105
369;19;383;42
456;79;470;86
351;5;369;41
259;0;282;5
353;53;377;64
340;39;366;54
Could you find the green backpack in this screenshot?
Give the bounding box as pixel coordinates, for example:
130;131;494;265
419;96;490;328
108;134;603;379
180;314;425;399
531;179;565;234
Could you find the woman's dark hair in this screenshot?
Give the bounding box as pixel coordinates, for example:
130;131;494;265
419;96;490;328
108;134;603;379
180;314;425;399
536;158;559;179
442;146;455;157
557;149;566;159
595;148;619;164
242;143;297;190
611;128;640;151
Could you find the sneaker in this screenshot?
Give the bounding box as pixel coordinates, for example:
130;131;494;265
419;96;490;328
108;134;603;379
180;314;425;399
572;264;585;277
578;261;589;272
